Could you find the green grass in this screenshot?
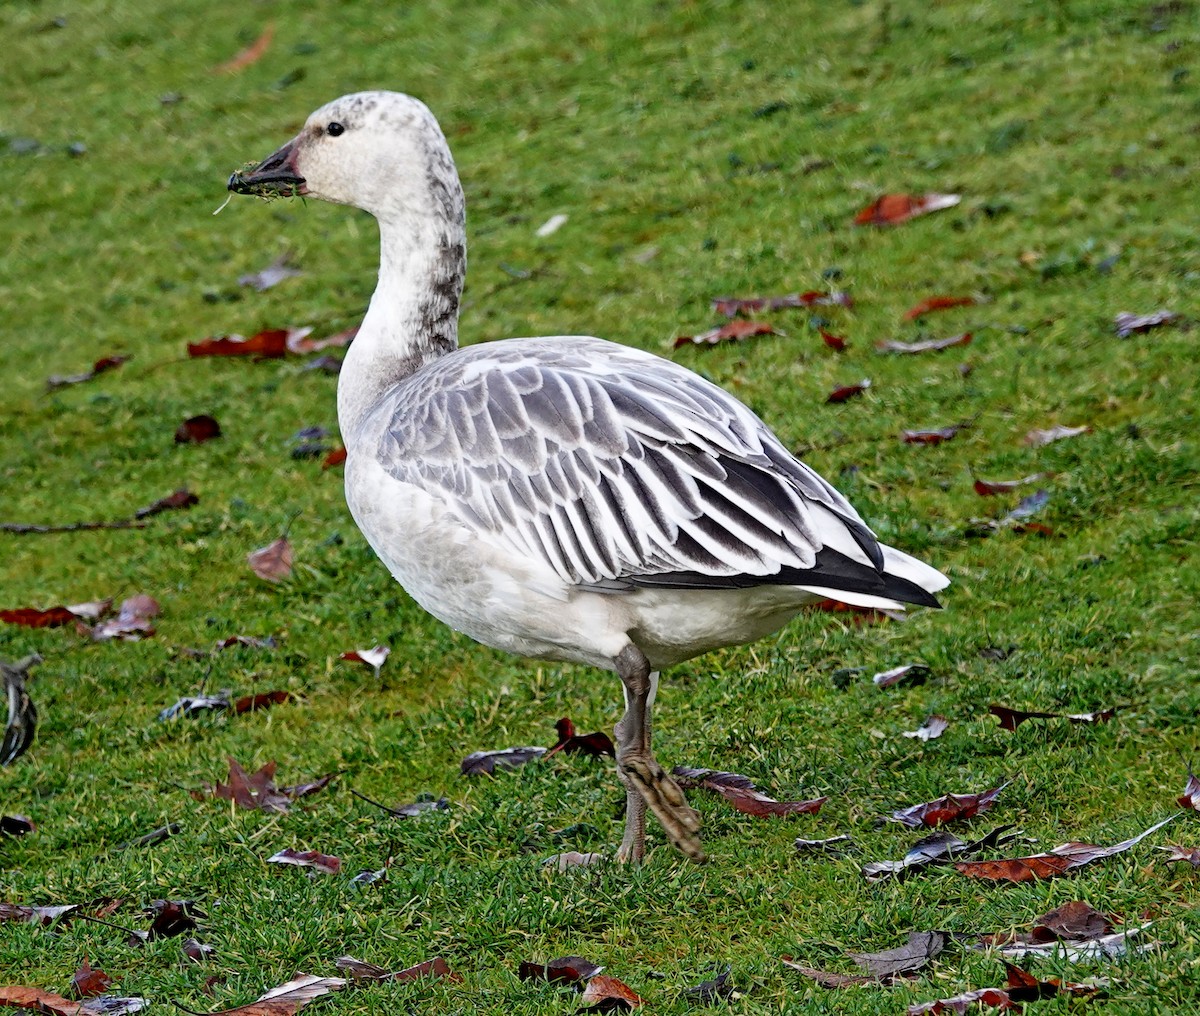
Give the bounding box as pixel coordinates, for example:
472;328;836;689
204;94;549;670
2;0;1199;1011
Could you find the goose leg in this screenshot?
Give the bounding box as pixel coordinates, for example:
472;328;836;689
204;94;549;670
612;644;705;862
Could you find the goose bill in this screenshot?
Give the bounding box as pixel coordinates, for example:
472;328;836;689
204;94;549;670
227;138;306;197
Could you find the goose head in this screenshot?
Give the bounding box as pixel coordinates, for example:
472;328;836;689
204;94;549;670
228;90;463;225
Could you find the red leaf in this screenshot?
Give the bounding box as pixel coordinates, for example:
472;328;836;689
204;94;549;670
1029;901;1113;942
518;956;603;986
854;192;961;226
904;296;976;320
322;447;347;469
46;354;130;389
580;974;644;1010
336;955;456;983
546;717;616;758
0;986;91;1015
90;594;160;641
212;23;275;74
826;379;870;403
175;415;222;444
248;537;293;582
71;958;113;999
877;332;972;354
1177;768;1200;811
712;291;852;316
972;472;1053;496
233;691;293;714
890;784;1005;829
198;757;336;813
674;320;778;349
673;767;824;818
135;488;199;518
990;704;1114;731
187;328;290;359
267;848;341;875
819;329;847;351
0;606;77;628
902;425;962;445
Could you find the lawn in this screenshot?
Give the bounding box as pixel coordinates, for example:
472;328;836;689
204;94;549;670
1;0;1198;1011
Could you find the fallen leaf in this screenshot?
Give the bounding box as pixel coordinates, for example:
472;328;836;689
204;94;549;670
1024;424;1090;447
175;415;222;444
902;715;949;741
850;931;946;978
340;646;389;676
826;379;870;403
902;425;962;445
794;835;854;856
322;447;348;469
197;757;336;813
0;606;77;628
90;595;160;641
1177;767;1200;811
46;354;129;389
674;320;778;349
780;960;876;989
580;973;643;1010
248;537;293;582
239;253;301;291
72;959;113;999
518;956;603;986
682;968;734;1004
335;955;455;983
158;694;230;721
543;851;606;871
0;903;78;925
972;472;1054;497
1029;901;1113;943
233;690;294;714
0;815;35;836
267;848;341;875
0;987;145;1016
673;766;826;817
2;654;39;765
212;23;275;74
133;899;205;943
712;291;852;316
1114;309;1177;338
819;328;847;350
877;332;972;354
546;717;615;758
134;489;199;519
199;973;346;1016
873;663;930;689
989;705;1114;731
907;961;1105;1014
854;192;961;226
1159;845;1200;866
863;825;1019;882
904;296;976;320
461;746;547;775
955;814;1179;882
288;325;358;354
890;784;1005;829
187;329;293;359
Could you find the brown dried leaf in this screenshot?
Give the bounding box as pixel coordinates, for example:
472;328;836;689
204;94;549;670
674;320;778;349
890;784;1005;829
203;973;346;1016
212;23;276;74
0;986;89;1015
322;447;347;469
1160;844;1200;866
518;956;603;986
1177;768;1200;811
336;955;455;983
233;691;293;714
90;595;160;642
863;825;1019;882
546;717;615;758
902;425;962;445
187;329;290;359
47;354;129;389
780;958;876;988
289;325;358;354
135;489;199;519
904;296;976;320
461;746;547;775
580;973;643;1010
71;958;113;999
854;192;961;226
826;378;870;403
672;766;825;817
144;899;204;941
1024;423;1090;447
819;328;847;350
175;414;222;444
907;961;1105;1014
849;931;946;977
267;848;341;875
989;704;1114;731
1030;901;1113;942
340;645;389;673
972;472;1054;497
877;332;972;354
0;815;35;836
712;291;852;316
0;903;78;925
248;537;293;583
0;606;77;628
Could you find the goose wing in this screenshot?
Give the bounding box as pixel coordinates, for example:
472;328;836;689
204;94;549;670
369;337;937;605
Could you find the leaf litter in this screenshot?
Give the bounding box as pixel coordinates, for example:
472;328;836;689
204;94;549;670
989;704;1114;730
711;291;852;316
877;332;972;354
46;354;129;389
854;193;961;226
194;757;337;813
672;767;826;818
889;784;1006;829
673;320;779;349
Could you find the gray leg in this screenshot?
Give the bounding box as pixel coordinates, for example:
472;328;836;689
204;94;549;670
613;644;705;862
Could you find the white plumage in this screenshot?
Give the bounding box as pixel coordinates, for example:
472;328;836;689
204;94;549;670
230;91;949;862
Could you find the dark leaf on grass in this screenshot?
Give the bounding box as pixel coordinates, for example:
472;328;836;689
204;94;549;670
795;835;854;856
214;635;277;651
0;987;145;1016
826;379;870;403
47;354;129;389
712;291;851;316
878;332;972;354
0;814;35;836
954;813;1178;882
0;606;77;628
279;772;338;800
907;961;1105;1014
1114;309;1176;337
184;938;216;961
158;694;230;720
90;595;160;641
335;955;455;983
674;320;778;349
1024;423;1090;447
518;956;603;986
175;415;222;444
146;899;205;941
819;329;847;350
682;967;734;1004
972;472;1054;497
234;691;293;714
850;931;946;977
238;253;301;291
1177;768;1200;811
0;903;78;925
780;958;876;988
248;537;293;583
581;974;644;1011
547;717;616;758
1160;845;1200;866
2;654;39;766
72;958;114;998
903;425;962;445
873;663;930;689
989;704;1114;730
192;972;346;1016
121;824;180;848
1030;901;1113;942
890;784;1005;829
902;715;949;741
904;296;976;320
673;767;825;817
267;848;341;875
462;746;547;776
197;757;333;813
854;193;961;226
212;23;275;74
134;489;199;519
863;824;1019;881
187;329;290;359
322;447;348;469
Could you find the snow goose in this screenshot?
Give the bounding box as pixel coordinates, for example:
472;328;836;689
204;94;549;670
228;91;949;863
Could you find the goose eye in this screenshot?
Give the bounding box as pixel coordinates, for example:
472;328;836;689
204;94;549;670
326;122;345;137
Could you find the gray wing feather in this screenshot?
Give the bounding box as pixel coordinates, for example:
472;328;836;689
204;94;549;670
370;337;874;587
